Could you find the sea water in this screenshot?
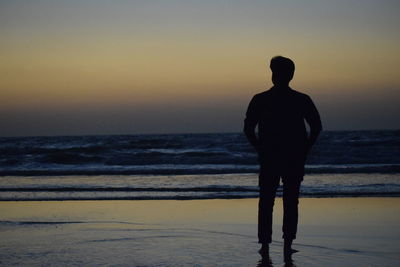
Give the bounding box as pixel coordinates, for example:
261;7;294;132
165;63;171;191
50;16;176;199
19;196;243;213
0;130;399;200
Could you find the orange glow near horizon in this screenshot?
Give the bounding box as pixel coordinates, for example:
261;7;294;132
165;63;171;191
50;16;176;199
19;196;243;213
0;1;399;135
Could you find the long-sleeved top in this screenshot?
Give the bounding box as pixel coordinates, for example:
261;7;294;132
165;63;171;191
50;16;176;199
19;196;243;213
244;86;322;177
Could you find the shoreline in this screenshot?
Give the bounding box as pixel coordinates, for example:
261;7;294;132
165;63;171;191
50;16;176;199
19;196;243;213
0;193;400;201
1;172;400;201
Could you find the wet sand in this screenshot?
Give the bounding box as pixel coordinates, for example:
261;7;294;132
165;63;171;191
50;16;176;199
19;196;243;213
0;198;399;266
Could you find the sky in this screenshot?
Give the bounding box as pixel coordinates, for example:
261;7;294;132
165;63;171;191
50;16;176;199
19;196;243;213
0;0;399;136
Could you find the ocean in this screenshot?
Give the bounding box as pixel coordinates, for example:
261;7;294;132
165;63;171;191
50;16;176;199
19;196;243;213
0;130;399;200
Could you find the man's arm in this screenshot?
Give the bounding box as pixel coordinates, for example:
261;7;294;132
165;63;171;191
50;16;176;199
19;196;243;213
304;95;322;152
243;96;260;153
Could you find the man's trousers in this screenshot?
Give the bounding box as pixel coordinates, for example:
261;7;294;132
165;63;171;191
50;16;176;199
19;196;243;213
258;170;302;244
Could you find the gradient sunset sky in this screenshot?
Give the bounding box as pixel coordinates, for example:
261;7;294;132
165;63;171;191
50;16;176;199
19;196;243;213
1;0;399;136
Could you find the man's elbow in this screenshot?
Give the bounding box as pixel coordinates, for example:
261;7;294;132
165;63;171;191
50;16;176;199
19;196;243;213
317;122;323;133
243;123;255;137
243;127;251;138
312;124;322;135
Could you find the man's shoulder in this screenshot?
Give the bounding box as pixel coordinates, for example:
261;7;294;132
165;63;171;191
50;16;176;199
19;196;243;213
253;88;310;100
286;89;315;106
252;89;273;99
289;88;310;99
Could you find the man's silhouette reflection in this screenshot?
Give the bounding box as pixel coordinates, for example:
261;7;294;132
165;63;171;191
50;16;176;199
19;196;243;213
244;56;322;255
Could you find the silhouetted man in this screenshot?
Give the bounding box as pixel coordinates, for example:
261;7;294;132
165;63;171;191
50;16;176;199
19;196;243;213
243;56;322;256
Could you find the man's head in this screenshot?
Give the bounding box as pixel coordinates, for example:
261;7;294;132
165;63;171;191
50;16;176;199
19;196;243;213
270;56;295;85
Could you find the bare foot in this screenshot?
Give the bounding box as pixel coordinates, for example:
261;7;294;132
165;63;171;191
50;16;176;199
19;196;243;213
286;248;299;254
258;243;269;255
284;239;298;254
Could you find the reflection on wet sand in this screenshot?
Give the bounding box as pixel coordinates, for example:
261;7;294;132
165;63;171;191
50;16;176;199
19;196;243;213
257;247;297;267
0;198;399;266
257;250;273;266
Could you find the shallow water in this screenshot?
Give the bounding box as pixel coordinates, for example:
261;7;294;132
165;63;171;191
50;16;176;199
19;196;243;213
1;219;398;266
0;198;399;266
0;173;399;200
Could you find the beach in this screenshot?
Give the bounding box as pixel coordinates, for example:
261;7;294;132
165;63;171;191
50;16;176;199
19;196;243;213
1;132;399;266
1;197;399;266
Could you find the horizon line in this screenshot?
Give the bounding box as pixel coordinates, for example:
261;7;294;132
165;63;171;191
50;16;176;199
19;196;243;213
1;128;399;138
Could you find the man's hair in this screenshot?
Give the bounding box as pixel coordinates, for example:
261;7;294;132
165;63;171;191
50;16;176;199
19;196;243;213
270;56;295;84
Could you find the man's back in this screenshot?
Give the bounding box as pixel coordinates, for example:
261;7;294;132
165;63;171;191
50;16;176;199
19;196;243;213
244;85;322;176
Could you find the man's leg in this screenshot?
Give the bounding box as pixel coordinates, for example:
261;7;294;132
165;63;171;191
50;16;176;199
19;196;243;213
258;170;280;245
281;177;302;244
